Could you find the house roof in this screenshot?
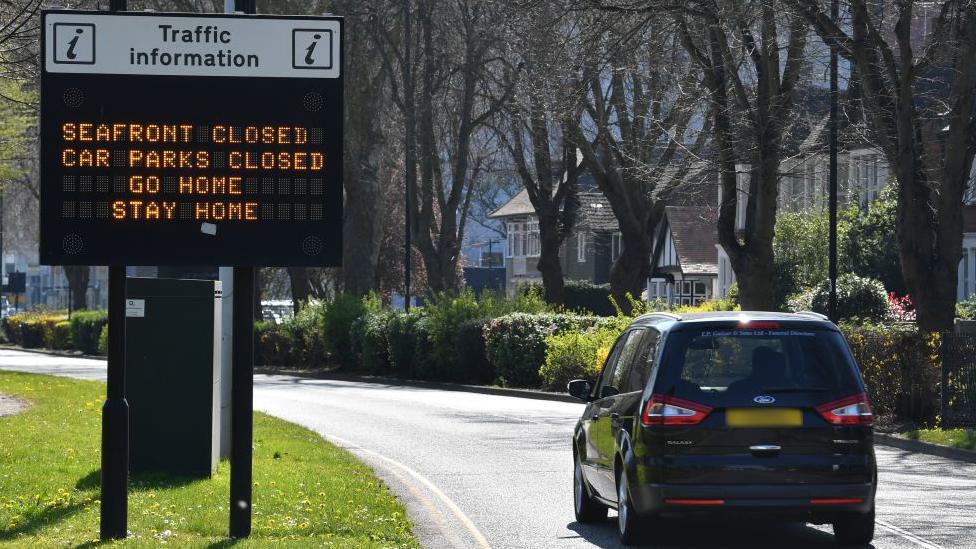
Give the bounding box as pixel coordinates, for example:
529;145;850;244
578;192;619;232
488;189;534;219
664;206;719;275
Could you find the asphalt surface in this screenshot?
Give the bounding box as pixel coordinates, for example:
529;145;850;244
1;348;974;549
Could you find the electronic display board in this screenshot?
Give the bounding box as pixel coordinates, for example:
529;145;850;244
40;11;343;266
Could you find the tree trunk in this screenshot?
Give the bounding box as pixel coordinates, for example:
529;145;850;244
63;266;89;311
287;267;309;314
341;5;388;296
733;249;776;311
537;223;565;305
895;163;961;333
610;231;652;313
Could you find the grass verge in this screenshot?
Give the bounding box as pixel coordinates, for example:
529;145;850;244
0;370;419;548
901;428;976;451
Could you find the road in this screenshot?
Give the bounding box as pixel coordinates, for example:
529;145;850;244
1;348;974;549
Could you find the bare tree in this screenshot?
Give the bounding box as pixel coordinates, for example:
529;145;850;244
565;9;709;310
492;5;584;305
671;0;808;310
374;0;515;293
333;0;392;296
786;0;976;331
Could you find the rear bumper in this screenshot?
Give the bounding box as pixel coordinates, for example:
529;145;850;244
630;482;875;517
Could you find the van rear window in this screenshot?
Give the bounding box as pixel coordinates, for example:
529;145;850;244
653;329;861;405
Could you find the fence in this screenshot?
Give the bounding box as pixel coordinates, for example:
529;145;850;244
941;334;976;428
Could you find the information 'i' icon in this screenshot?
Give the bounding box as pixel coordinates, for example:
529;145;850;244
53;23;95;64
304;34;321;65
292;29;332;70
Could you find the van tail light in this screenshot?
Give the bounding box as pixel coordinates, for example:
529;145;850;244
642;395;713;426
810;498;863;505
665;499;725;505
815;393;874;426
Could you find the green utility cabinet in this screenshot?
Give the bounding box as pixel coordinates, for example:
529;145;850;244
126;277;222;476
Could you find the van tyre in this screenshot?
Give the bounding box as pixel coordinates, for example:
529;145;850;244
616;468;644;545
574;454;607;523
833;507;875;546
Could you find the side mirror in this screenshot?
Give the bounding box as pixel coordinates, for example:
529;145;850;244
567;379;592;402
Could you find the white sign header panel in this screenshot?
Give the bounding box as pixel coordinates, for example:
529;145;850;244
44;12;341;79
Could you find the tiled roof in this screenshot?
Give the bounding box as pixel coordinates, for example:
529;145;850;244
665;206;719;275
577;192;619;232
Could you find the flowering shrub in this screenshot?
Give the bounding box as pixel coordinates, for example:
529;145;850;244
887;293;916;322
540;319;627;391
842;322;940;425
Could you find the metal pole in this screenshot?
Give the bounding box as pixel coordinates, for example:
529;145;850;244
100;266;128;539
229;2;255;537
99;2;128;542
828;0;839;322
229;267;254;538
403;0;412;312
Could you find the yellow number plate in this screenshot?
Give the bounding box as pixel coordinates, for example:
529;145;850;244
726;408;803;428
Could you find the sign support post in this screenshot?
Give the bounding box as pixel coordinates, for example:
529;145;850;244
101;264;128;539
226;4;255;539
99;2;128;542
229;266;254;538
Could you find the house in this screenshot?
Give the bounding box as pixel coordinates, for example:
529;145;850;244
715;119;894;298
488;189;621;291
715;119;976;304
648;206;719;306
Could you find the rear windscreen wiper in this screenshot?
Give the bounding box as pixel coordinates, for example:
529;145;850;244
760;386;830;393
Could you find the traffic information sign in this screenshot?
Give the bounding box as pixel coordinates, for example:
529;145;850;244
40;11;343;266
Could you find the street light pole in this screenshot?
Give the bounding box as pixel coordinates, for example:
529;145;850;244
828;0;839;322
403;0;412;312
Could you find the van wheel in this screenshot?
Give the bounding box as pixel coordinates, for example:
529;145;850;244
574;454;607;523
833;507;875;546
616;468;644;545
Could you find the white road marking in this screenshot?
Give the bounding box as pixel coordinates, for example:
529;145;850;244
877;519;943;549
316;431;492;549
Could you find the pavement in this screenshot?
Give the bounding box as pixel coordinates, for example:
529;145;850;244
1;348;974;549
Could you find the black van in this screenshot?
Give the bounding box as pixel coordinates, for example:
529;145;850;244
568;312;877;546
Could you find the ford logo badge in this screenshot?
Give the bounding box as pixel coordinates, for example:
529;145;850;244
754;395;776;404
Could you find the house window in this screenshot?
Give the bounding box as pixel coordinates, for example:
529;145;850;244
850;152;888;209
673;278;710;306
506;220;540;258
611;232;622;262
577;232;586;263
736;168;749;231
526;221;540;257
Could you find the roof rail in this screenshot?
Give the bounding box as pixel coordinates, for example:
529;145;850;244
795;311;829;321
638;311;683;322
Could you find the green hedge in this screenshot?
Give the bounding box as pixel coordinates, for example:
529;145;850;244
69;310;108;355
350;310;394;375
2;312;69;349
811;274;889;321
46;321;73;350
564;280;615;316
842;323;940;425
98;325;109;355
483;313;612;387
540;319;627;391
